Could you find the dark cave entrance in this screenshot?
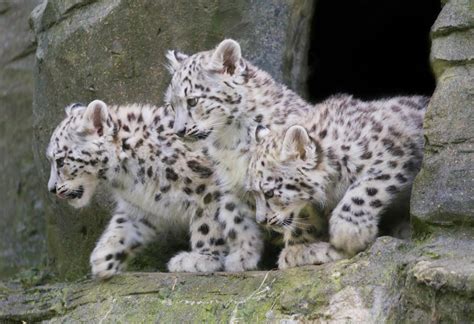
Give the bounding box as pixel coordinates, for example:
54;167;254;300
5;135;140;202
306;0;442;103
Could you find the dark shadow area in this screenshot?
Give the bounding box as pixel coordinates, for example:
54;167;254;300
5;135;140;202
307;0;441;102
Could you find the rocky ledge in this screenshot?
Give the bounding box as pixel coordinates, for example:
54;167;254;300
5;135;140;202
1;231;473;323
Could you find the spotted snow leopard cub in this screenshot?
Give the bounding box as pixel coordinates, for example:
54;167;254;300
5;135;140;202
164;39;315;269
46;100;262;278
250;95;426;268
165;39;428;269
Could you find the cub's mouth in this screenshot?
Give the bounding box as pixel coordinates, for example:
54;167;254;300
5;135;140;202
56;185;85;200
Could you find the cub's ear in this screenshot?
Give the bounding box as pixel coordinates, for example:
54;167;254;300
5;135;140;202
255;125;270;143
280;125;313;162
65;103;85;116
209;39;243;75
165;50;189;74
84;100;109;136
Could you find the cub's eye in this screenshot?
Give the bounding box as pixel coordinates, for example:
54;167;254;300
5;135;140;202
56;157;65;168
264;189;274;199
187;98;198;107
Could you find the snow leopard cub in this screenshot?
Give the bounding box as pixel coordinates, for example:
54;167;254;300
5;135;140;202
163;39;319;270
249;94;427;268
164;38;426;269
46;100;261;278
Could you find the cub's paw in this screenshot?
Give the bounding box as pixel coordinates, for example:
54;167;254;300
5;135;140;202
329;217;377;256
278;242;346;270
278;245;301;270
224;250;260;272
90;245;129;280
168;251;224;273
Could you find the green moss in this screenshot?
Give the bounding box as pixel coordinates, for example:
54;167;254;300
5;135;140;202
410;215;434;240
11;268;54;289
423;251;441;260
1;236;474;322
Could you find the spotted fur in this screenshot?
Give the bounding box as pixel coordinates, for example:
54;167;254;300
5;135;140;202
165;39;427;269
164;40;317;270
250;94;427;267
46;100;261;278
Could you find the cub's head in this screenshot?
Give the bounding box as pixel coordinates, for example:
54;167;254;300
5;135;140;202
248;125;325;227
165;39;251;141
46;100;113;208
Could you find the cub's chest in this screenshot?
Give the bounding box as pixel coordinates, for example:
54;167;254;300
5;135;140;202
212;148;249;192
115;181;192;220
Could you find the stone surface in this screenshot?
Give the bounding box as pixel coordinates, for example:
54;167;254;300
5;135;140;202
411;0;474;230
0;0;45;279
282;0;315;98
1;235;473;322
401;230;474;323
431;0;474;36
430;0;474;76
411;66;474;228
31;0;304;280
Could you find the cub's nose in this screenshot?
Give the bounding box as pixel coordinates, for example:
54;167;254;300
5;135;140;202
176;128;186;138
49;186;57;194
256;213;267;224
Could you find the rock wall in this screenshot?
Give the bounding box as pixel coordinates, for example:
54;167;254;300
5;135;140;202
0;0;45;279
411;0;474;232
31;0;312;280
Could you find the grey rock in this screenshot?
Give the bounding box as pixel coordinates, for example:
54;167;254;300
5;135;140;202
411;65;474;227
412;0;474;230
430;0;474;76
1;234;473;322
282;0;315;98
0;0;45;279
431;0;474;36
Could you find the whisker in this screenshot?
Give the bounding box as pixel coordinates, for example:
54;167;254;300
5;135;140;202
288;220;313;226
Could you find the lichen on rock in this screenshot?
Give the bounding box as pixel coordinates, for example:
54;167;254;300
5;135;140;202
1;234;473;322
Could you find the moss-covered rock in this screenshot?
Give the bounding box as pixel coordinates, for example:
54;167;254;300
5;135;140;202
1;235;473;322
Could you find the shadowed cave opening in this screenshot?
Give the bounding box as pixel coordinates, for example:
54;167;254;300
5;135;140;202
306;0;441;103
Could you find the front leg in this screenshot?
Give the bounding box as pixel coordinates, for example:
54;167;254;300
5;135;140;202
329;174;404;256
168;203;227;272
90;204;157;279
278;208;345;269
278;242;346;269
219;193;264;272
